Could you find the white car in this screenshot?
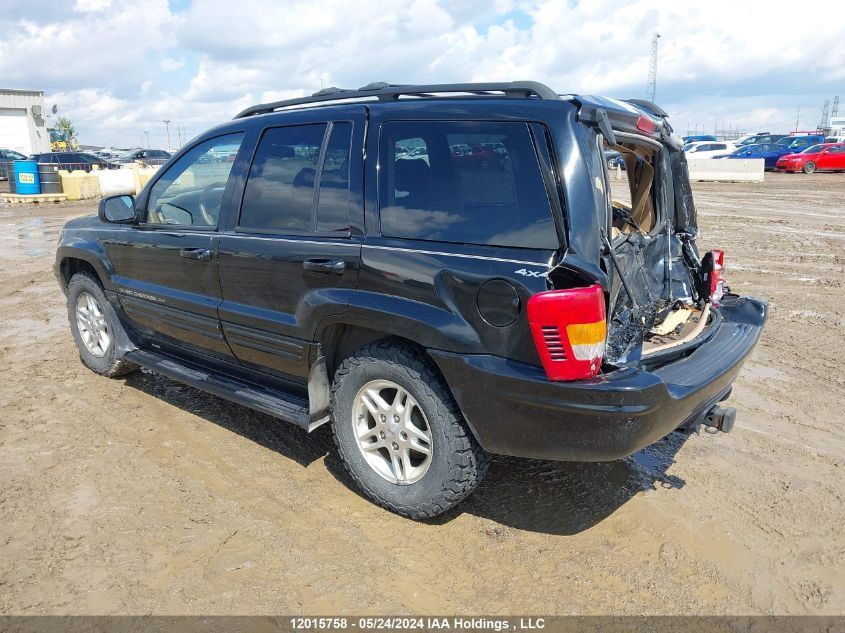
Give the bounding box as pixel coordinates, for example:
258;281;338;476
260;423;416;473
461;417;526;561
685;141;737;159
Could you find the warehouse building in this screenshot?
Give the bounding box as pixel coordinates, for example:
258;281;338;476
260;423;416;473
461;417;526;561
0;88;51;155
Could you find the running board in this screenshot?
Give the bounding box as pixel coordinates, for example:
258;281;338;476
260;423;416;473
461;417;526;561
125;349;310;429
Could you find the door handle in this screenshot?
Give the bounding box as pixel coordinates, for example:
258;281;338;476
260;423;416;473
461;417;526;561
303;258;346;274
179;248;211;261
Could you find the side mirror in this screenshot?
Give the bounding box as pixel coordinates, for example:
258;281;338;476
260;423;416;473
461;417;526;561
98;194;137;224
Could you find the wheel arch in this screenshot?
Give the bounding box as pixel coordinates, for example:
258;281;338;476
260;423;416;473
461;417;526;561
307;322;458;433
56;245;115;293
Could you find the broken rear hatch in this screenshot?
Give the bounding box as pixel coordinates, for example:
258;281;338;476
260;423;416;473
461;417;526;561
575;97;722;370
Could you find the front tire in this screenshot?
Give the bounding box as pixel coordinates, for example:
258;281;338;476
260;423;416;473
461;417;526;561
66;272;137;377
803;161;816;174
330;340;490;519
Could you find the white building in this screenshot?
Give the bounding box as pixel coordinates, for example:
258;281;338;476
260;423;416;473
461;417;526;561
829;116;845;137
0;88;51;155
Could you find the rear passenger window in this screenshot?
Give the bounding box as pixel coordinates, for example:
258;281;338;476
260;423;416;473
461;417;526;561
379;121;557;249
239;124;326;232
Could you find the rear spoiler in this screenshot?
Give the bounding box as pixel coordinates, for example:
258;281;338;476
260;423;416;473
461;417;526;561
624;99;669;119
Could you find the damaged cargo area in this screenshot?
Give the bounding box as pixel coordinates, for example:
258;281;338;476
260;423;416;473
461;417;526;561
600;132;718;368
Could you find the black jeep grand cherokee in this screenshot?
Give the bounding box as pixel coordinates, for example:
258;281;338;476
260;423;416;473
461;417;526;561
55;82;766;518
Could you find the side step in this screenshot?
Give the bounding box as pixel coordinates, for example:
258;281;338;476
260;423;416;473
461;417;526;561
125;349;310;429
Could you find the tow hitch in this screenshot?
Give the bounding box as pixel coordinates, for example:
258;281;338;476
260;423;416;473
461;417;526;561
703;405;736;433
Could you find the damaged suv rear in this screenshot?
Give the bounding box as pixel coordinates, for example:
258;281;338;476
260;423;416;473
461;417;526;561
56;82;766;518
441;93;768;465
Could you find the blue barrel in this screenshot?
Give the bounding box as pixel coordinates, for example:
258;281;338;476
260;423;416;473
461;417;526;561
13;160;41;195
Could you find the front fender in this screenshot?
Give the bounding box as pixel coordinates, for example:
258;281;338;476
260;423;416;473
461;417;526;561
55;237;117;293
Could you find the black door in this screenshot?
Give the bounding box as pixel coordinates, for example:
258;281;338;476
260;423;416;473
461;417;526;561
113;132;246;359
217;117;363;381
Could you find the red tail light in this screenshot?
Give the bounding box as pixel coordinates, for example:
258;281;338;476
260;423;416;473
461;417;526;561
710;249;725;305
527;284;606;381
636;115;656;134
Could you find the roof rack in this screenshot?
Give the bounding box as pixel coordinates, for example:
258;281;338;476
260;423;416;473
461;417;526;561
233;81;560;119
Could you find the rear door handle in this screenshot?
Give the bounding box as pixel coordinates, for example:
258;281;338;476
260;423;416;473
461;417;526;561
303;258;346;274
179;248;211;261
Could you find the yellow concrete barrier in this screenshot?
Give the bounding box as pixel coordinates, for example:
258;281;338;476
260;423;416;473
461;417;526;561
59;170;101;200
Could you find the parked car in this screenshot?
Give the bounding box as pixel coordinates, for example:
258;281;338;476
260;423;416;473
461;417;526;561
714;143;792;170
451;144;509;170
95;148;122;160
111;148;171;164
737;133;787;147
685;141;737;159
777;134;825;152
682;134;717;143
824;136;844;144
0;148;27;180
775;143;845;173
603;149;626;169
54;81;766;518
29;152;118;172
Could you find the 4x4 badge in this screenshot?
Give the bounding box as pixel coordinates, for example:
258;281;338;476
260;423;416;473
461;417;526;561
514;268;545;278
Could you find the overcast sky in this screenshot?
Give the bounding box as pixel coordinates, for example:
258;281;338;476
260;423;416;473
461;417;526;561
1;0;842;148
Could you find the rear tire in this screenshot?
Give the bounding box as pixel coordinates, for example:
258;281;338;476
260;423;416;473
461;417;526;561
803;161;816;174
66;273;137;377
330;340;490;519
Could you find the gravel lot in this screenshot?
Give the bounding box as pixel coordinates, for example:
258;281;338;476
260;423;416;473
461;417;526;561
0;173;843;614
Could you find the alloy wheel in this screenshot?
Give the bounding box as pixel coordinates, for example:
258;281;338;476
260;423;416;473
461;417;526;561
351;379;434;484
75;291;111;358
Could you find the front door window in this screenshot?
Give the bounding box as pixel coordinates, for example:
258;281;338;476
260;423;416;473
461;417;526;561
146;133;244;227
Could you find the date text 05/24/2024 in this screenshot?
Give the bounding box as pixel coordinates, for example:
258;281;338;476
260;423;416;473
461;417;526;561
289;617;547;631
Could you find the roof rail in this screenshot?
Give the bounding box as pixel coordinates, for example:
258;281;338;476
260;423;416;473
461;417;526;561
233;81;560;119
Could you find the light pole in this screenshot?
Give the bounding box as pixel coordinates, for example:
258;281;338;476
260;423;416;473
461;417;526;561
144;130;149;148
162;120;171;149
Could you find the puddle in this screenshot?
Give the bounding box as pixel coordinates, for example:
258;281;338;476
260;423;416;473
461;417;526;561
0;316;65;344
0;217;62;259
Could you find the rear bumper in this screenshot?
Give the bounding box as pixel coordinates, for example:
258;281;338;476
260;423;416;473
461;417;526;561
430;295;767;462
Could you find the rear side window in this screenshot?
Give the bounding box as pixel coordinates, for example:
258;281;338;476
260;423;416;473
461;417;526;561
239;124;326;232
379;121;557;249
238;122;353;234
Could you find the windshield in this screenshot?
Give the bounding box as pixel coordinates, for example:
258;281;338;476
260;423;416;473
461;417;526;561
732;145;758;155
118;150;140;158
802;144;825;154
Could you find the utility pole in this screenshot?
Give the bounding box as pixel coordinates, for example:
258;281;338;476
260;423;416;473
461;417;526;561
832;96;840;118
794;107;800;132
144;130;149;148
646;32;661;103
162;120;171;150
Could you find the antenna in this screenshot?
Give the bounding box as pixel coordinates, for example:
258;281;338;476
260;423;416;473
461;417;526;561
646;32;661;103
819;99;830;130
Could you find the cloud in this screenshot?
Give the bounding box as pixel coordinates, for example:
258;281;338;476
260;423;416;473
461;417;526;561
1;0;842;146
74;0;111;11
160;57;186;72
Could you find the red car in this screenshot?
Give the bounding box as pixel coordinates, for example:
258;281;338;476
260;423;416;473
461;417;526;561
775;143;845;173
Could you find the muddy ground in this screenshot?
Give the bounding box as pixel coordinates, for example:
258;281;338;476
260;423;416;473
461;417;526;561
0;173;843;615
